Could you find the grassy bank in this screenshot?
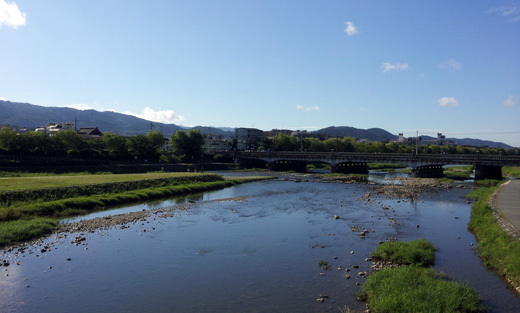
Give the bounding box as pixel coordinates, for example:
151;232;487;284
467;184;520;291
358;239;484;313
503;166;520;178
0;173;274;247
444;165;473;180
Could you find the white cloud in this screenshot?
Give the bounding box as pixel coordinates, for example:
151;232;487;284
344;21;358;36
0;0;26;29
64;103;95;111
503;95;518;107
297;105;320;112
438;59;462;72
381;62;409;72
488;6;520;22
438;97;459;107
125;107;184;124
0;96;7;101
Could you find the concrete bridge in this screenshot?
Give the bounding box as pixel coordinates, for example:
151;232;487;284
232;151;520;180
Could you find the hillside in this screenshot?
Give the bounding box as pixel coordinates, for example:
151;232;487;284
0;100;183;135
314;126;398;142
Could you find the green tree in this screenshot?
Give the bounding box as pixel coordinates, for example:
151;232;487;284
127;134;157;158
0;127;17;152
273;133;298;151
305;137;326;152
147;130;165;151
170;129;204;161
103;132;128;156
55;130;86;154
259;136;273;151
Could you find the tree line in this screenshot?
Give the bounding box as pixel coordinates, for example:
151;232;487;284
0;127;517;164
0;127;205;162
263;133;519;155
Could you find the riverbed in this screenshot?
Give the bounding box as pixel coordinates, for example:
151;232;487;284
1;174;519;312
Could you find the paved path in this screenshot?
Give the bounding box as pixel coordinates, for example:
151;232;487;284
496;180;520;231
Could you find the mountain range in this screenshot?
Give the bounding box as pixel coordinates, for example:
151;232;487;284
0;100;513;149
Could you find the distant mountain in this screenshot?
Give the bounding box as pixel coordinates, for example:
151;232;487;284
0;100;184;135
0;100;514;148
315;126;398;142
419;135;512;149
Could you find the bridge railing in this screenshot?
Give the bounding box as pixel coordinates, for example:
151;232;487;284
233;151;520;166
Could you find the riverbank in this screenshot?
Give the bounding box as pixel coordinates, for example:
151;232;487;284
0;173;274;247
468;182;520;294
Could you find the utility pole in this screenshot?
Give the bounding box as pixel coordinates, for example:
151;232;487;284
150;122;154;131
416;130;419;155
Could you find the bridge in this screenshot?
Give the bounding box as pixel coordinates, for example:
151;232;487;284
232;151;520;180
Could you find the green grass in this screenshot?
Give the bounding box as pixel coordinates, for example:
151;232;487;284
359;239;484;313
0;218;58;246
371;239;436;267
467;184;520;290
444;165;473;180
357;266;485;313
503;166;520;178
0;172;204;191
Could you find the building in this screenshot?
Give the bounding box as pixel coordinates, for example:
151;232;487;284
78;127;103;139
235;127;264;151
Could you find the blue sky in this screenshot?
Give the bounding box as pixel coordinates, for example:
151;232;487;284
1;1;519;147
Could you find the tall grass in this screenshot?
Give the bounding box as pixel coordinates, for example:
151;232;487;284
358;239;484;312
467;184;520;290
0;218;57;246
358;267;485;313
371;239;436;267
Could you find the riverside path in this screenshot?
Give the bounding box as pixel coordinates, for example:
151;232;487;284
496;180;520;232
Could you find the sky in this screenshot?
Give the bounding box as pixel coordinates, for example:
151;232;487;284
1;0;519;147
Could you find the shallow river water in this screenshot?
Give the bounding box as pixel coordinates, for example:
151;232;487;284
1;174;520;312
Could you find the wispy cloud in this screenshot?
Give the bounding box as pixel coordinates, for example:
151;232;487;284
297;105;320;112
503;95;518;107
125;107;184;124
0;0;26;29
438;59;462;72
381;62;409;72
344;21;358;36
488;5;520;22
438;97;459;107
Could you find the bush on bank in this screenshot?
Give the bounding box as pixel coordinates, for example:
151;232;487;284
467;185;520;291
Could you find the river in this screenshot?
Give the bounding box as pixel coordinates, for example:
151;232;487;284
1;173;519;312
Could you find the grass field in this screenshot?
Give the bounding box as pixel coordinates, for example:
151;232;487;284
0;172;203;192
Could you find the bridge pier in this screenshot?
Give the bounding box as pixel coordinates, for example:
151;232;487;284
331;162;368;174
268;160;307;172
474;164;502;180
411;165;444;178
